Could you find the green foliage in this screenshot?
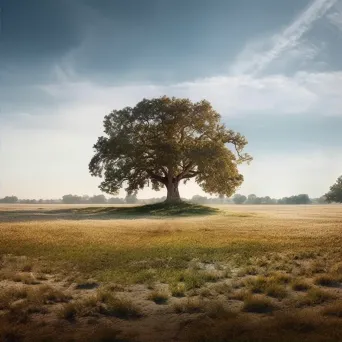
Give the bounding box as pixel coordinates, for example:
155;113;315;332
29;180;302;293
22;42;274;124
325;175;342;203
0;196;18;203
277;194;311;204
64;202;219;218
233;194;247;204
89;195;107;204
62;194;83;204
89;96;251;201
170;283;186;297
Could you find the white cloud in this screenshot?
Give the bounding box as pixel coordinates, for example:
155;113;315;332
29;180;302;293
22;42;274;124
36;70;342;130
231;0;338;75
1;69;342;199
327;2;342;30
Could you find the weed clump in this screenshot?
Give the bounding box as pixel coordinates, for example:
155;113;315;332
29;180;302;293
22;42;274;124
170;283;186;297
148;290;169;304
314;274;340;287
291;278;311;291
242;295;276;313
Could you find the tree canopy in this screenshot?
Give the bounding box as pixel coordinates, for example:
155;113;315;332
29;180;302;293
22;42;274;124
325;175;342;203
89;96;252;202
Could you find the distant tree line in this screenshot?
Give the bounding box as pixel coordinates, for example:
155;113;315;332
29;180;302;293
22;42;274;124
0;193;164;205
231;193;327;205
2;174;342;205
190;195;233;205
0;193;330;205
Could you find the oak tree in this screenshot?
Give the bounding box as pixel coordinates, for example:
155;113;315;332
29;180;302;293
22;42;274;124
89;96;252;203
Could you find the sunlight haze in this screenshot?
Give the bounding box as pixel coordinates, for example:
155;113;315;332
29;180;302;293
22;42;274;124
1;0;342;199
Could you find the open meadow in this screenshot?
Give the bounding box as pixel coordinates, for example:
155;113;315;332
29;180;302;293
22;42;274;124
0;204;342;342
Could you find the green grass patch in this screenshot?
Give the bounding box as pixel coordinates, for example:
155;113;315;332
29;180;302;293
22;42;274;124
55;202;220;218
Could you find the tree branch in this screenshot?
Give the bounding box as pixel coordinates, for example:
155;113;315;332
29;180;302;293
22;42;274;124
176;162;194;180
147;171;167;184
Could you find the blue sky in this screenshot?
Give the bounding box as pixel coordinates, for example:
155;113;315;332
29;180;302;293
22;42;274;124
1;0;342;199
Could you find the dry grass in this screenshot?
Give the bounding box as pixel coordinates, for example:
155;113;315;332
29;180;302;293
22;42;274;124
291;278;311;291
102;295;142;319
242;294;276;313
0;204;342;341
322;301;342;317
244;275;288;299
173;297;233;319
173;297;206;314
314;274;340;287
295;288;337;307
170;283;186;297
148;289;169;304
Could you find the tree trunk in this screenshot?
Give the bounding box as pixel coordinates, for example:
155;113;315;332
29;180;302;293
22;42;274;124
165;181;181;203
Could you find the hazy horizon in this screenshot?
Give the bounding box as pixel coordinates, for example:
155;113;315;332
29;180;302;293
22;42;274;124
1;0;342;200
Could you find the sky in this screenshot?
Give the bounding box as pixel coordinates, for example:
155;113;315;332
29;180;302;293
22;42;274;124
1;0;342;200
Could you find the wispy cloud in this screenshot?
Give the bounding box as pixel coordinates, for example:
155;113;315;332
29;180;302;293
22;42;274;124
327;1;342;30
232;0;338;75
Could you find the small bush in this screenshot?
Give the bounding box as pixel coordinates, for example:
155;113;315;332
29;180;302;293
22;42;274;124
21;263;33;272
103;295;142;319
0;287;28;310
308;261;326;274
75;281;99;290
28;285;71;304
173;298;205;314
202;271;222;282
331;262;342;274
97;289;114;303
265;283;287;299
205;301;236;319
181;272;206;291
242;295;276;313
245;276;267;293
322;301;342;317
58;296;99;320
75;296;99;316
35;273;48;280
7;300;48;323
228;289;249;301
198;287;213;298
58;303;77;321
237;266;259;277
148;290;169;304
12;273;40;285
270;272;292;284
170;283;186;297
296;288;336;307
291;278;311;291
314;274;339;287
212;282;232;295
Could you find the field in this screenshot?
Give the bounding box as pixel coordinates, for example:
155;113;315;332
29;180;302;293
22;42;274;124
0;204;342;342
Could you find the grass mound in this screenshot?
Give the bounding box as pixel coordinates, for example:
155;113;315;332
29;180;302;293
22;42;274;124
65;201;220;218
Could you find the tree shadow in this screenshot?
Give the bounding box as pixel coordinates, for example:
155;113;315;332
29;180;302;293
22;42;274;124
0;202;219;223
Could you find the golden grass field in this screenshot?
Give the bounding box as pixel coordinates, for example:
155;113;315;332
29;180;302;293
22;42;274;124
0;204;341;342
